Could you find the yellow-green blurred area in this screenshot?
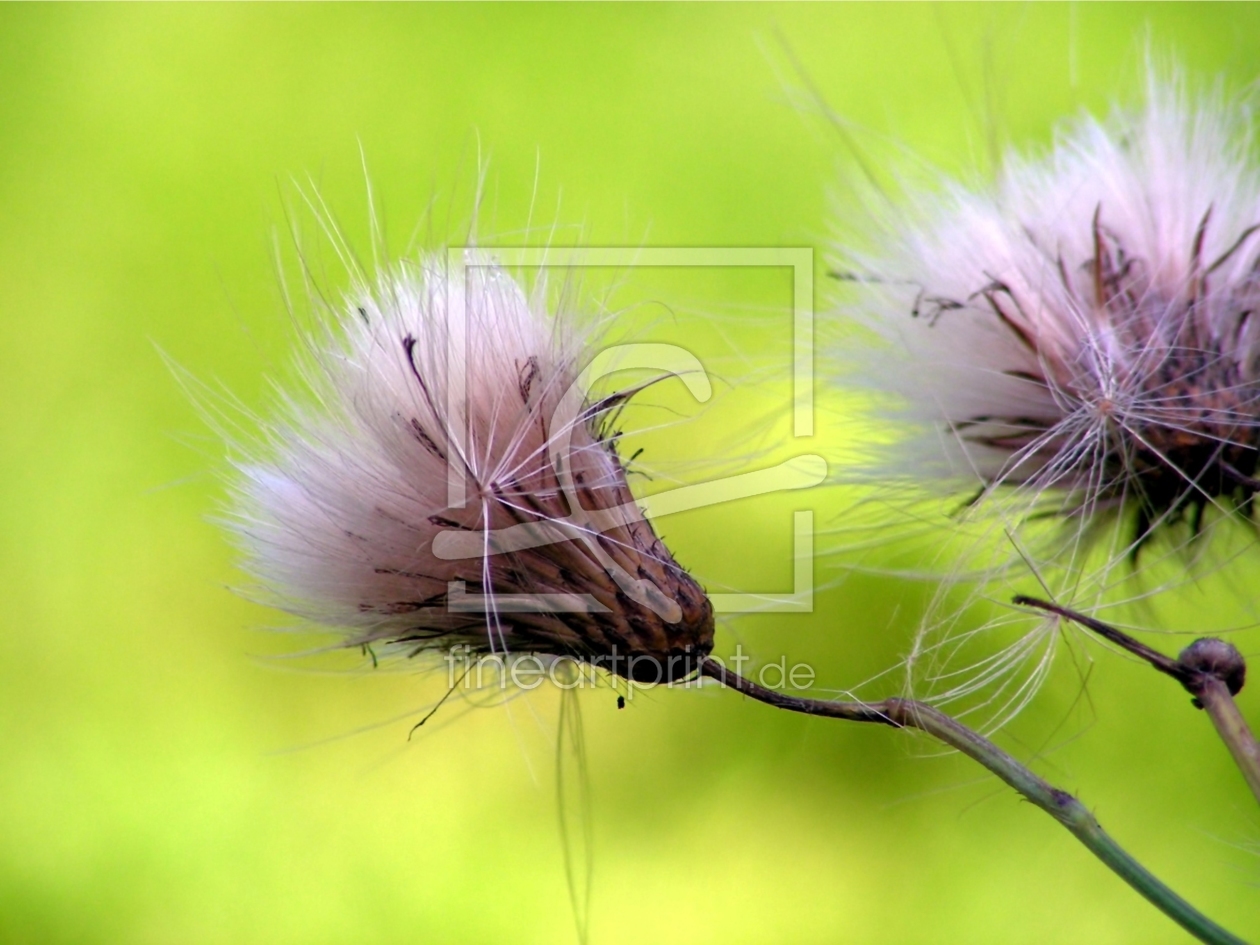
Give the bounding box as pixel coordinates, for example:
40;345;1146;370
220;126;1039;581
4;3;1260;943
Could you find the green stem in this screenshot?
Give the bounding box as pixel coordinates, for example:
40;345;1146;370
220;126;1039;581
699;657;1247;945
1196;676;1260;807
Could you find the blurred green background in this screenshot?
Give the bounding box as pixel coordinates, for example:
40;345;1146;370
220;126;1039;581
3;3;1259;943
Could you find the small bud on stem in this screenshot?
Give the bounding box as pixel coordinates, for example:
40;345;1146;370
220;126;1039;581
1016;597;1260;807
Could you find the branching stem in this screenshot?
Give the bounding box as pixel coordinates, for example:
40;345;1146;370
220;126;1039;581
1014;596;1260;807
699;656;1247;945
1012;596;1189;682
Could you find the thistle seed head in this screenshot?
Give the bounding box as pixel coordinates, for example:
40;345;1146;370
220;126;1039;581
228;252;714;681
836;75;1260;551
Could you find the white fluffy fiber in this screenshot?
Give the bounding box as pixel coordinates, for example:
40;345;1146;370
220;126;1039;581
831;72;1260;728
836;75;1260;536
225;249;714;674
228;253;592;654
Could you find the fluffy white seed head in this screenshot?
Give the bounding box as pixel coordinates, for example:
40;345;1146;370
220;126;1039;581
836;75;1260;553
828;73;1260;730
228;252;714;681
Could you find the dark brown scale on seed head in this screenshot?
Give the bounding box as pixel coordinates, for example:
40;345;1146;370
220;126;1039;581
422;406;716;681
952;212;1260;551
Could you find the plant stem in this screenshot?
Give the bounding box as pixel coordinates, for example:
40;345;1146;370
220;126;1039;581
699;657;1247;945
1014;596;1260;808
1196;675;1260;806
1012;596;1189;682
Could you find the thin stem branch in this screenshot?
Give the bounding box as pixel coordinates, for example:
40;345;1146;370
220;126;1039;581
699;657;1247;945
1014;596;1260;808
1012;595;1189;682
1197;675;1260;805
